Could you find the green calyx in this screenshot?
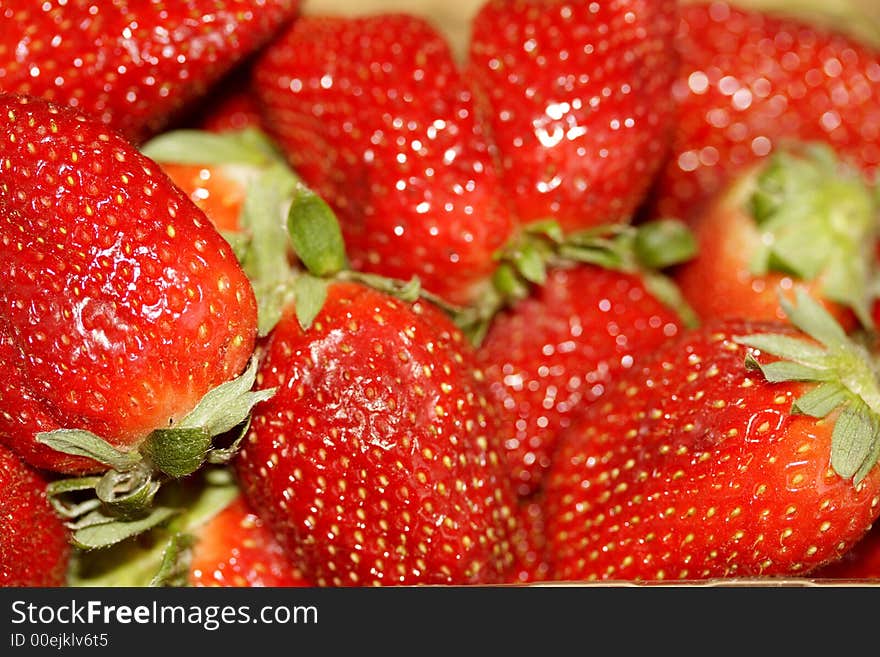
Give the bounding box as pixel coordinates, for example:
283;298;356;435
284;183;446;331
734;288;880;484
141;127;281;167
746;143;879;329
457;218;700;344
68;468;239;586
38;357;275;549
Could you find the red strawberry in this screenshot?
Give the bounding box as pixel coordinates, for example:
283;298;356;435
0;94;260;481
478;264;684;498
674;144;878;329
252;14;514;306
467;0;679;231
812;523;880;580
647;1;880;223
543;290;880;581
236;282;520;586
190;496;309;587
508;497;551;584
0;0;300;144
141;126;303;336
0;445;70;586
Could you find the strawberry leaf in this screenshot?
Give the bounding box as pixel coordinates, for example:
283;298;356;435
791;382;849;417
140;128;279;166
288;184;348;278
830;401;880;482
237;164;300;336
149;533;196;587
743;354;829;382
778;289;847;347
294;274;329;331
735;289;880;481
633;219;698;270
70;507;178;551
36;429;142;472
140;428;212;479
69;468;239;586
179;357;274;438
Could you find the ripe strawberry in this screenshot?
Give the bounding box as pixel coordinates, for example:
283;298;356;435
647;1;880;222
0;94;260;478
674;144;878;329
0;445;70;586
252;14;514;306
467;0;679;231
235;282;520;586
508;498;551;584
543;291;880;581
0;0;300;144
190;496;309;587
141;126;303;336
478;264;684;498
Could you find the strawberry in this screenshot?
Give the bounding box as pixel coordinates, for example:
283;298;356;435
647;1;880;223
467;0;679;231
0;94;270;546
674;144;879;329
235;281;520;586
812;523;880;580
508;497;551;584
141;126;303;336
0;445;70;586
252;14;514;306
478;262;685;498
543;290;880;581
0;0;300;144
189;495;309;587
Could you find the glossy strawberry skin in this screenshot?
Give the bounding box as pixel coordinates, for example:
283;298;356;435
253;15;514;306
468;0;679;231
478;266;682;498
0;445;70;586
543;320;880;581
190;496;310;587
0;94;258;473
0;0;299;144
648;1;880;222
236;282;520;586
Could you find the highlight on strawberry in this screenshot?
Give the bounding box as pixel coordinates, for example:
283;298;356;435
0;93;273;550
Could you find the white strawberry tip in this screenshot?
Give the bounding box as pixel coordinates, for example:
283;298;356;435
36;356;275;549
734;288;880;484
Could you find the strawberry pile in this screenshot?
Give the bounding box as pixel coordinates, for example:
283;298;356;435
3;0;880;587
